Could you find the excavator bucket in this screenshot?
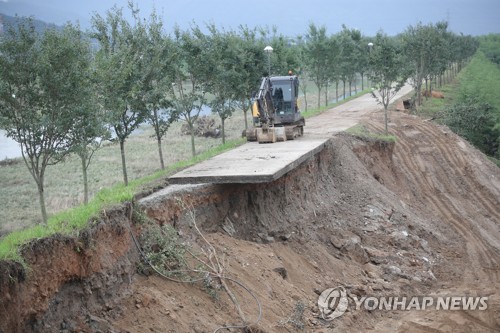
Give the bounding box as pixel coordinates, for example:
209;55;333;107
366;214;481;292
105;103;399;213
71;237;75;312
256;128;276;143
256;127;286;143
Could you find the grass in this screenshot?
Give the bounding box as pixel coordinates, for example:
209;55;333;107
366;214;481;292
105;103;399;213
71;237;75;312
345;123;397;143
418;50;500;162
0;76;370;263
420;51;500;122
418;83;459;117
0;137;246;262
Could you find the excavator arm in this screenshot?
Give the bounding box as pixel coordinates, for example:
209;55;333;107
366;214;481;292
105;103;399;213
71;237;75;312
252;76;275;127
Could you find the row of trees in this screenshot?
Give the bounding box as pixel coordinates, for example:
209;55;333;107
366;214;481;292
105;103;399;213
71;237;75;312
0;2;480;224
302;21;479;133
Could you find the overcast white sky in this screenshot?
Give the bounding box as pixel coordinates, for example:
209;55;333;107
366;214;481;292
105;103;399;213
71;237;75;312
1;0;499;36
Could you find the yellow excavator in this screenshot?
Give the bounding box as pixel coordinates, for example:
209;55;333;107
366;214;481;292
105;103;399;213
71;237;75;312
245;74;305;143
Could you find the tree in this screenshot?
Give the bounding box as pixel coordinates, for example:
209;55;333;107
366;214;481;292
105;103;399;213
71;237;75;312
91;4;149;186
69;70;109;205
368;31;409;134
235;26;266;129
170;26;207;157
401;22;441;106
304;23;330;108
142;11;178;169
204;26;243;144
359;37;373;90
338;25;362;99
260;26;301;76
0;20;94;223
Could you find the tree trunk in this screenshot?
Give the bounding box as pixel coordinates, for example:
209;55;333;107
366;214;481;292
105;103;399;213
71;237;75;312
384;105;388;135
221;117;226;144
324;84;328;106
157;136;165;170
317;85;321;108
119;139;128;186
349;81;352;97
243;109;248;130
36;177;48;224
342;80;346;100
80;153;89;205
335;81;339;103
361;73;364;91
190;124;196;157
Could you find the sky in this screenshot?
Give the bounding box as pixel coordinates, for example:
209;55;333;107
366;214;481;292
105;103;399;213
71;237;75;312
0;0;499;37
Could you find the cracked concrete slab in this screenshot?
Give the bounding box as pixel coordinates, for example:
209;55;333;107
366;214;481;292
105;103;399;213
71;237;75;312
168;138;328;184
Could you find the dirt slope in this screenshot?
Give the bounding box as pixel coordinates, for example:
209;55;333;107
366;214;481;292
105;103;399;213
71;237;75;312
111;111;500;332
1;102;499;333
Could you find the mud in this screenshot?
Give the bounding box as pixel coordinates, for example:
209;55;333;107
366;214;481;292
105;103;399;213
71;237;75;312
1;110;499;332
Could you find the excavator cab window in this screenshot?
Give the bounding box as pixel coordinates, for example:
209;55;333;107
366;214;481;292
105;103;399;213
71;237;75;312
272;81;294;114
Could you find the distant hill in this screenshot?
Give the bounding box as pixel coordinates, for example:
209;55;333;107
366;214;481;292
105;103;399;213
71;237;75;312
0;13;61;35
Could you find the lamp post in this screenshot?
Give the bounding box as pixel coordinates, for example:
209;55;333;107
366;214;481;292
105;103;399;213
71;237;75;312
264;45;273;76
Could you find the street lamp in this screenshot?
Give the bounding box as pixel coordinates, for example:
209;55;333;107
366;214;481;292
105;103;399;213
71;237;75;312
264;45;273;76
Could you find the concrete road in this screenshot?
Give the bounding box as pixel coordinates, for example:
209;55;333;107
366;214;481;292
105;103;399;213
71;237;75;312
305;84;413;137
169;86;413;184
169;139;327;184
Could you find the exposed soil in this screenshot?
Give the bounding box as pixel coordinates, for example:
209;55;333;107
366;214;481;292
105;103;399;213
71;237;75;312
1;102;499;333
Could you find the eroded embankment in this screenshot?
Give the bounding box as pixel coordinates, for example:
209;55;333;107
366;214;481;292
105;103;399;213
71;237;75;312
1;114;499;332
0;206;139;332
0;136;418;332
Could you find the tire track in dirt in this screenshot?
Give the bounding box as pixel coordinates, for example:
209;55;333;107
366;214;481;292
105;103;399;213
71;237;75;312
407;122;500;282
367;117;500;331
368;117;500;285
413;122;500;220
387;125;484;283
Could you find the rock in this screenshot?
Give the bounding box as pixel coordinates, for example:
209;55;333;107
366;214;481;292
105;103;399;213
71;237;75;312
280;233;292;241
341;240;369;264
273;267;287;279
257;233;274;243
266;236;275;243
385;265;402;275
330;235;344;249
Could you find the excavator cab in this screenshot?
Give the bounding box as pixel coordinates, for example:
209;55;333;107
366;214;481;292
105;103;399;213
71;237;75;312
270;75;300;124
